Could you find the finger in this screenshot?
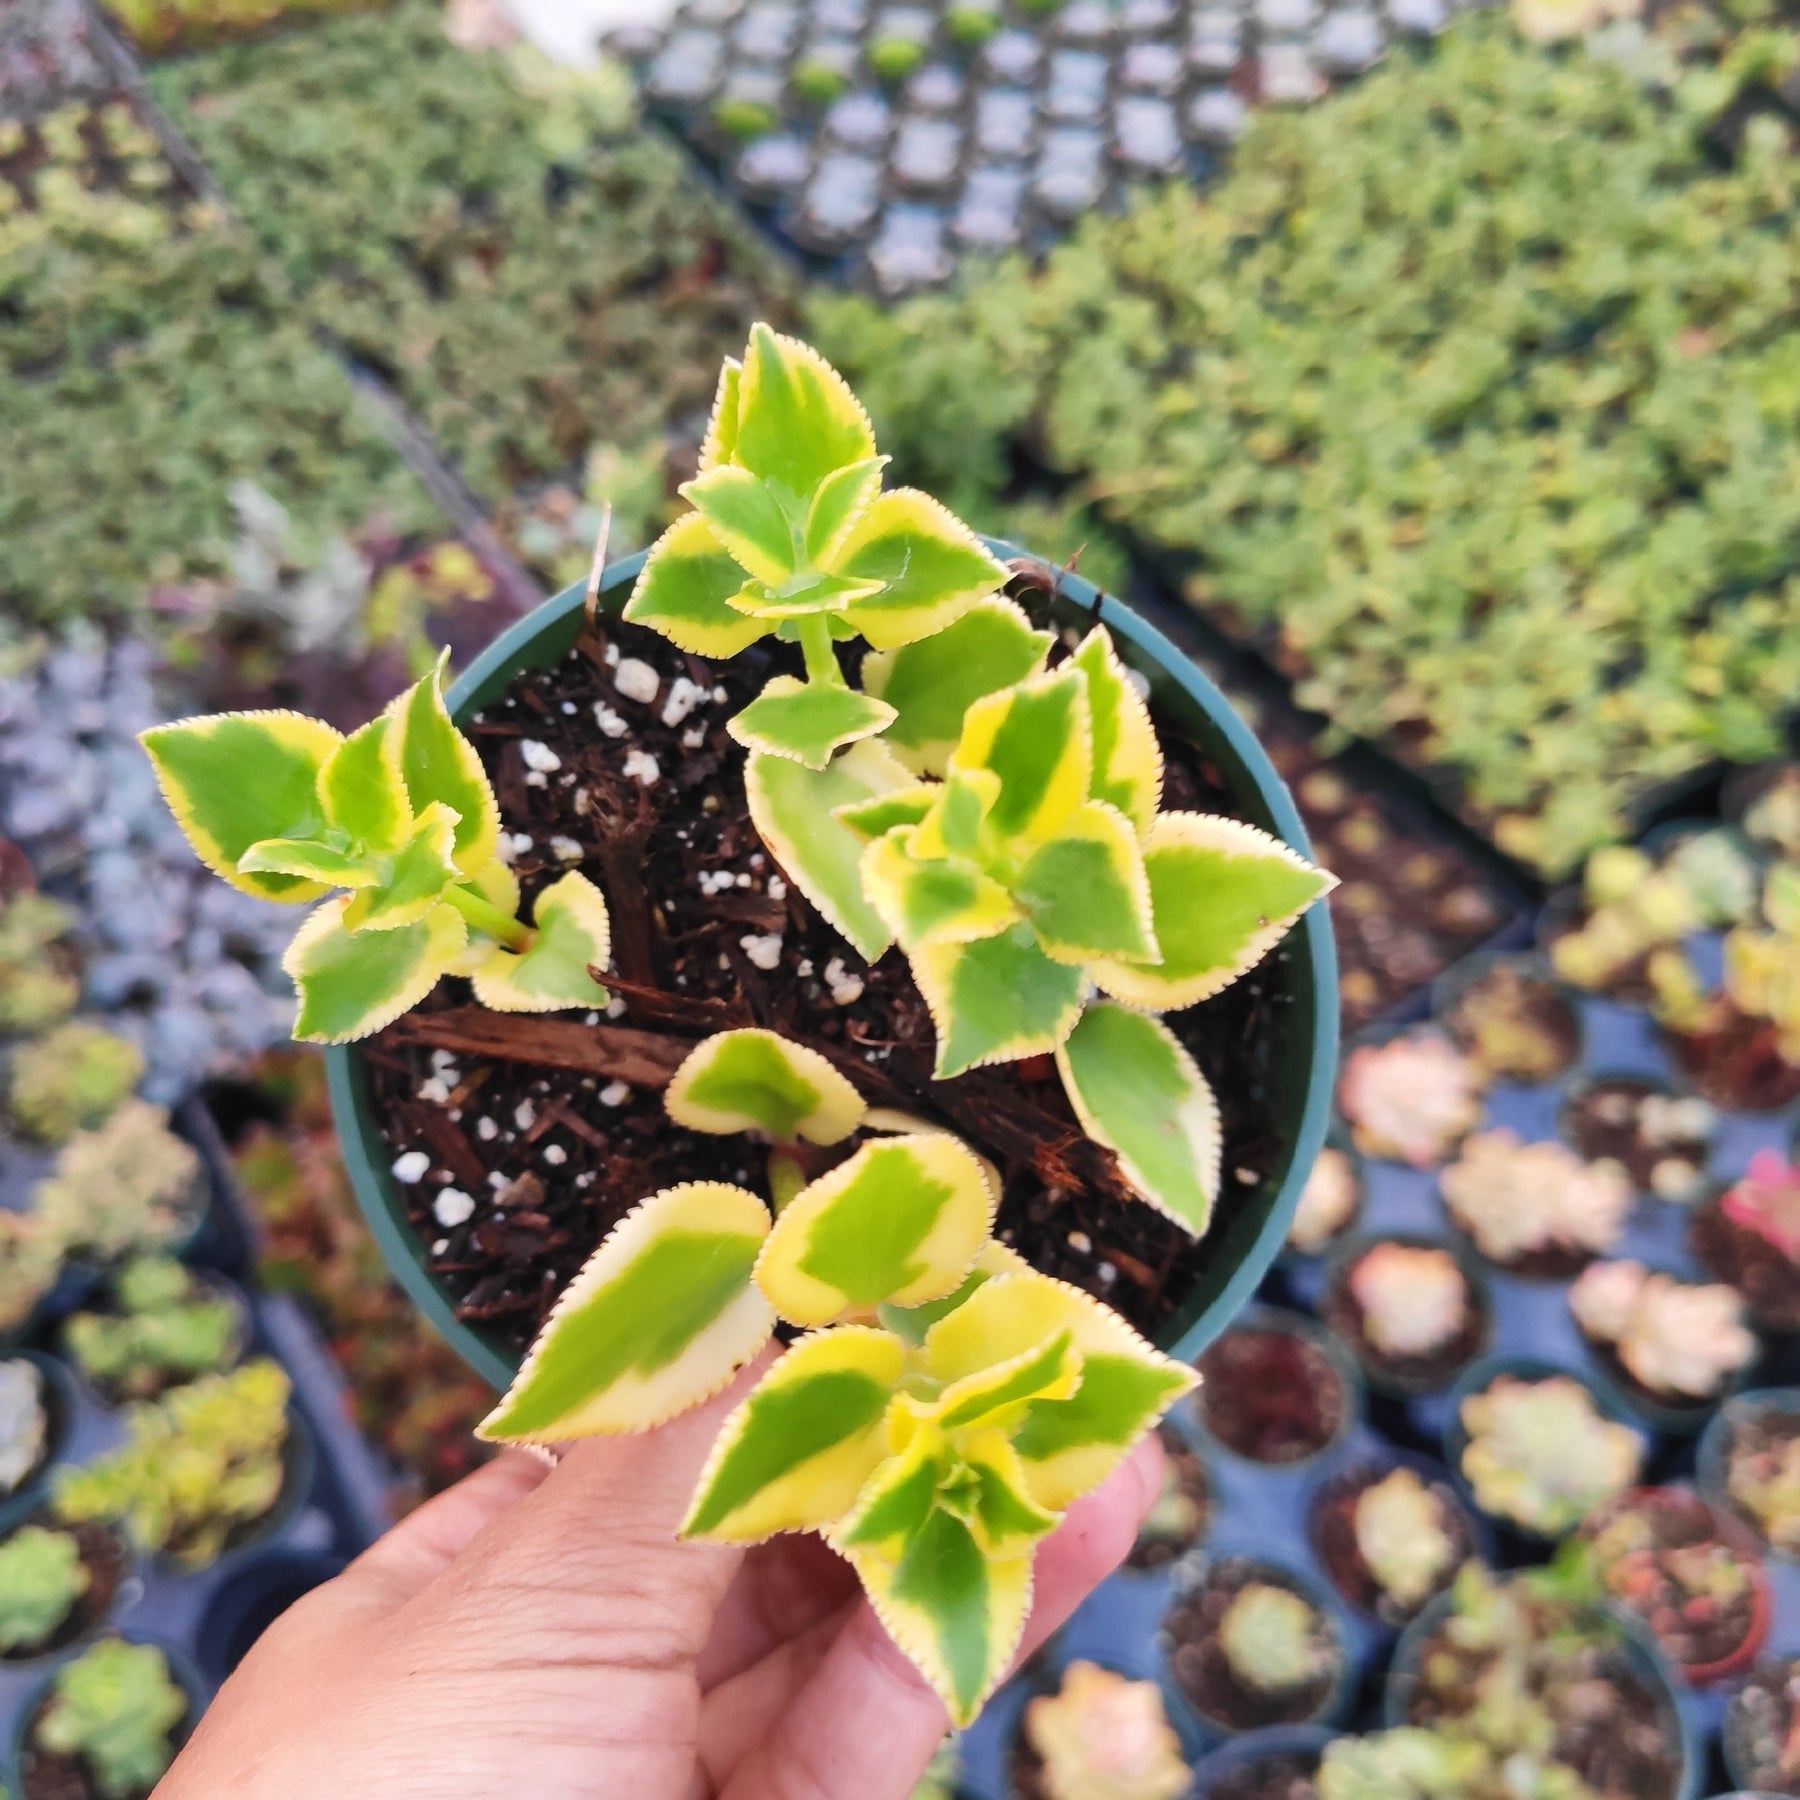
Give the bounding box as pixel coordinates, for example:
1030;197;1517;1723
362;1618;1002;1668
716;1435;1161;1800
696;1536;860;1691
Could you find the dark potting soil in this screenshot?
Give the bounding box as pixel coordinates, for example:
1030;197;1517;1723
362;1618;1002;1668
1126;1424;1213;1572
1201;1753;1322;1800
1692;1193;1800;1333
0;1521;127;1665
1309;1465;1475;1626
1670;1012;1800;1115
1320;1252;1485;1394
365;593;1301;1350
1726;1656;1800;1795
1443;966;1580;1086
19;1703;189;1800
1561;1077;1708;1195
1166;1559;1340;1733
1193;1327;1345;1464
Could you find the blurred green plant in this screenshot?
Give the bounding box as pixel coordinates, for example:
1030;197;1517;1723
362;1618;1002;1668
65;1259;242;1403
33;1639;187;1800
0;1524;90;1656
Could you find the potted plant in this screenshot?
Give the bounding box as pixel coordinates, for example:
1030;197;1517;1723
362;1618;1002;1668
1447;1364;1644;1542
1316;1727;1598;1799
0;892;79;1038
10;1637;202;1800
1189;1308;1359;1472
139;328;1339;1724
4;1023;143;1147
1162;1557;1351;1741
0;1354;73;1532
61;1257;247;1407
1567;1260;1758;1433
1435;956;1582;1086
1320;1237;1489;1396
1336;1031;1483;1170
1724;1656;1800;1796
1385;1560;1696;1800
1559;1077;1716;1204
1439;1130;1633;1281
0;1214;62;1348
52;1358;307;1575
0;1516;131;1667
1284;1143;1363;1260
1011;1658;1193;1800
1126;1423;1214;1573
1699;1390;1800;1562
1575;1488;1768;1687
1188;1725;1337;1800
1692;1152;1800;1332
1308;1460;1479;1630
29;1101;208;1266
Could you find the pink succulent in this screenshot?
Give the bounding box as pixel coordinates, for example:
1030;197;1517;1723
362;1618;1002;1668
1723;1151;1800;1261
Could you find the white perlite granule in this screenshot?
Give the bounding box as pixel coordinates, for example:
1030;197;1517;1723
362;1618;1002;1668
614;658;660;705
433;1188;476;1227
741;932;783;971
475;1117;498;1142
550;835;583;863
513;1098;537;1131
599;1081;630;1107
623;749;660;787
542;1143;568;1166
592;701;629;738
661;676;707;727
824;957;865;1006
391;1150;430;1184
520;739;561;773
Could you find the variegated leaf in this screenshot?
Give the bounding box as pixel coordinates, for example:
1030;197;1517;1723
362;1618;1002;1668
236;837;380;888
388;656;500;879
933;1330;1082;1434
757;1134;996;1326
140;710;343;903
913;928;1088;1079
479;1182;774;1444
846;1512;1036;1729
283;897;466;1044
746;738;913;962
733;322;878;503
910;767;1001;863
728;569;885;619
317;714;411;854
470;871;612;1012
832;490;1010;650
1014;800;1158;967
1056;1003;1221;1234
340;802;463;932
680;463;800;589
936;1431;1062;1557
861;598;1054;776
680;1325;904;1542
1093;814;1335;1011
624;512;772;658
1071;628;1163;837
834;783;941;842
877;1241;1032;1347
862;829;1020;952
698;357;742;473
806;456;887;566
666;1028;865;1145
949;667;1092;848
727;675;897;771
925;1272;1196;1512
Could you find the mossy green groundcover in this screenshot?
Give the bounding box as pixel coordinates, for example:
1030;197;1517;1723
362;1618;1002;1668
814;18;1800;875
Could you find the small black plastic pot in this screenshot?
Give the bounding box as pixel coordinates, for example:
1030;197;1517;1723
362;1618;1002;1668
1186;1724;1341;1799
0;1350;77;1534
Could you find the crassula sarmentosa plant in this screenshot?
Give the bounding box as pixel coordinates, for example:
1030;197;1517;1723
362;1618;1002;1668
1217;1582;1333;1694
1567;1260;1756;1400
141;659;611;1043
1353;1469;1458;1611
1022;1660;1190;1800
622;324;1333;1235
479;1081;1195;1725
1457;1375;1641;1536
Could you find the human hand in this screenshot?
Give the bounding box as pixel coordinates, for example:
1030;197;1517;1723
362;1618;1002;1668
159;1354;1160;1800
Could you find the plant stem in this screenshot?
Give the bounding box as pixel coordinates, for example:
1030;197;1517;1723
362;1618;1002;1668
445;884;531;950
797;615;845;687
768;1148;808;1215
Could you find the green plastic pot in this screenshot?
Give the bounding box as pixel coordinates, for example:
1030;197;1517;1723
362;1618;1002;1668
325;547;1340;1392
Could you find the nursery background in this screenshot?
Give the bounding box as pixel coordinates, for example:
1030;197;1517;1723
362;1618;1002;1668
3;0;1800;1792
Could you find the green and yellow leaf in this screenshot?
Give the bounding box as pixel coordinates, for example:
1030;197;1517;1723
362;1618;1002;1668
833;783;940;842
833;491;1010;650
1071;629;1163;837
317;714;410;855
1093;813;1335;1011
1056;1004;1221;1234
1014;800;1158;966
698;356;742;473
757;1133;996;1327
283;896;465;1044
341;802;463;932
862;829;1020;952
479;1182;775;1445
624;512;772;658
847;1511;1035;1728
680;1325;904;1542
237;837;379;888
876;1240;1031;1347
861;598;1054;776
806;456;887;566
949;668;1091;849
746;739;913;962
388;656;500;879
933;1330;1082;1435
733;322;878;503
666;1028;865;1145
832;1429;945;1554
937;1431;1062;1557
140;710;343;903
727;675;897;771
729;569;886;619
680;464;800;589
470;871;612;1012
926;1272;1196;1512
913;928;1087;1079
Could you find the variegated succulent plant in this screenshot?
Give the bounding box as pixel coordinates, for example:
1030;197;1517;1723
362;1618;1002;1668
478;1111;1196;1726
141;658;612;1043
625;325;1334;1235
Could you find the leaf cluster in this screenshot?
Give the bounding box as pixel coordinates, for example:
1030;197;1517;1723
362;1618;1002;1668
33;1639;186;1800
5;1023;143;1146
64;1258;242;1401
0;1524;90;1655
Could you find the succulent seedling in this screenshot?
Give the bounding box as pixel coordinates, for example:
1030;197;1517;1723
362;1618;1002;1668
1723;1150;1800;1259
479;1132;1194;1724
6;1022;143;1146
1337;1034;1482;1171
0;893;78;1035
1457;1375;1641;1536
65;1258;242;1402
1566;1260;1755;1400
1353;1469;1458;1610
0;1214;61;1340
32;1100;203;1265
1439;1131;1631;1267
141;657;611;1043
1318;1727;1593;1800
1022;1660;1190;1800
0;1358;46;1495
0;1524;90;1655
34;1639;186;1800
1347;1245;1469;1359
1217;1581;1332;1695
